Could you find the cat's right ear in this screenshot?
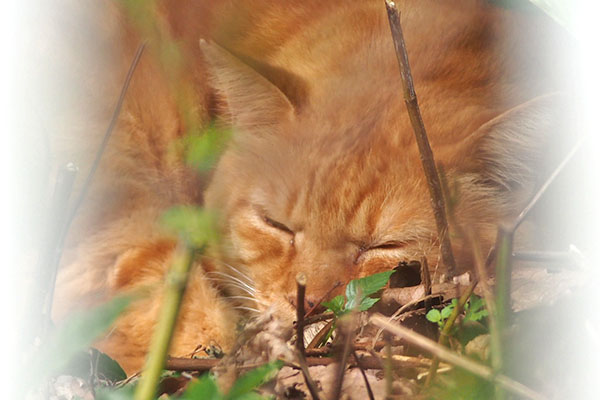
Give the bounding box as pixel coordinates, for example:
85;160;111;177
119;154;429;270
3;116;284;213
200;39;295;131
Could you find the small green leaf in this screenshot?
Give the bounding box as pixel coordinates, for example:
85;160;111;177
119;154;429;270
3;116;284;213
465;295;489;322
234;393;271;400
426;309;442;323
60;349;127;382
358;297;380;311
345;270;394;310
161;206;219;248
96;385;136;400
322;295;345;315
226;360;283;399
469;295;484;311
441;305;454;320
467;309;489;322
182;373;222;400
36;295;133;381
95;350;128;382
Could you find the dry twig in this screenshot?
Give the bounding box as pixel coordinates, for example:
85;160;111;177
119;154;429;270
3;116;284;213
352;350;375;400
295;273;322;400
384;0;457;277
371;314;547;400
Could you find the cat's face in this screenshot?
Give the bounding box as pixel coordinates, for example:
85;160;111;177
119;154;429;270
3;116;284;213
199;2;568;320
204;104;441;320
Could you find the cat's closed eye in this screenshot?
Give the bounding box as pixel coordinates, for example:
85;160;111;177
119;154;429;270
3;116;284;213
354;240;415;264
263;215;294;235
368;240;413;251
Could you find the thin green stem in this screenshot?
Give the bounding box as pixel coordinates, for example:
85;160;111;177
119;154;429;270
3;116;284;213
424;281;477;387
134;244;195;400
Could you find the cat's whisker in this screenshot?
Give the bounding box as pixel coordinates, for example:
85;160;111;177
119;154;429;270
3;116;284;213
226;295;267;306
200;255;254;285
203;277;256;296
206;271;257;294
233;306;261;314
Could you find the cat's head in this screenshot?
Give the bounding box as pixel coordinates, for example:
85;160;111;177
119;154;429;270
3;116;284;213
199;37;568;322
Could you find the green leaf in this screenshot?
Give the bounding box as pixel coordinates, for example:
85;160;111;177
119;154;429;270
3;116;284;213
184;126;232;171
182;374;222;400
467;309;489;322
60;349;127;382
96;385;136;400
161;206;219;248
226;361;283;399
36;295;133;380
465;295;489;322
358;297;380;311
345;270;394;311
441;305;454;320
469;295;484;311
95;350;128;382
426;309;442;323
322;295;345;315
234;393;271;400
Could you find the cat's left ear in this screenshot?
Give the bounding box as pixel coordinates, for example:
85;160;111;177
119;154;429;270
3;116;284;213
200;39;296;132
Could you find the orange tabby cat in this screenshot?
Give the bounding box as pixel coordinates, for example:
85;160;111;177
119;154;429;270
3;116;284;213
53;0;574;374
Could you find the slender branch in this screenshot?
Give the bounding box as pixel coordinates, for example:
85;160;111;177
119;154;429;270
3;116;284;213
294;273;322;400
165;357;217;372
302;312;335;327
43;42;146;327
164;354;433;372
352;350;375;400
510;134;586;233
67;42;146;229
383;334;394;398
331;317;354;400
493;130;586;387
305;282;342;319
384;0;457;277
296;273;307;355
512;250;583;268
419;256;439;358
465;228;502;376
134;245;195;400
370;314;547;400
372;293;441;347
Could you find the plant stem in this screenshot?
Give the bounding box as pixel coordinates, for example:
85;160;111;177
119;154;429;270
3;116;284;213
494;226;513;348
424;280;476;387
134;244;195;400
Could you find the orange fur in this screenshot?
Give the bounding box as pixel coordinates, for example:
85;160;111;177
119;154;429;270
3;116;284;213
54;0;574;374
